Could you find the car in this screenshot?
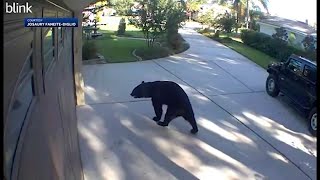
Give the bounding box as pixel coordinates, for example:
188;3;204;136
265;54;317;136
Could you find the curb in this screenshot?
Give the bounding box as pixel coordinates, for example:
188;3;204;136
132;49;143;61
83;53;108;65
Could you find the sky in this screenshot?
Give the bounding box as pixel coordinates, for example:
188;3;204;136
258;0;317;25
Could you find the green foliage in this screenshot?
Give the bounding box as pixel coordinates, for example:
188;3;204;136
215;12;238;33
130;0;165;47
186;0;206;12
272;27;288;42
195;10;215;25
165;0;187;49
302;35;316;52
241;29;316;62
220;0;269;30
82;41;97;60
130;0;186;47
113;0;134;15
249;10;264;30
288;32;296;46
117;18;126;35
135;46;171;60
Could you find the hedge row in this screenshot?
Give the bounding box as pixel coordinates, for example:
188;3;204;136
240;30;316;62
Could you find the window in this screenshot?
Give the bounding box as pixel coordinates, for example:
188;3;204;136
4;52;35;180
303;65;316;83
287;58;302;75
42;28;55;71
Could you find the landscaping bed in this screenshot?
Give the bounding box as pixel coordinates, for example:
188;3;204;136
135;33;190;60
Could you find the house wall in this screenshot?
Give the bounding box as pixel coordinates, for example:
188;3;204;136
258;23;313;50
292;33;306;49
3;0;83;179
259;24;277;36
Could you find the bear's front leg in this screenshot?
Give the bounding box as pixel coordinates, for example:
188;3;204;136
152;98;162;121
157;106;176;127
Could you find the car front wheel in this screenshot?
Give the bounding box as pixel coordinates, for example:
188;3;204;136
308;107;317;137
266;74;280;97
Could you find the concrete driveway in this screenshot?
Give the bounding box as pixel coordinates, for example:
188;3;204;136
77;23;317;180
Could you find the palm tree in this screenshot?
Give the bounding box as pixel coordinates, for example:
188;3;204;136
245;0;269;28
221;0;269;29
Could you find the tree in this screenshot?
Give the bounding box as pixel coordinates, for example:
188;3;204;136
302;35;316;52
166;0;187;49
131;0;187;47
249;10;264;30
186;0;206;20
220;0;269;29
272;27;288;42
113;0;134;15
245;0;269;28
196;9;215;27
214;12;237;33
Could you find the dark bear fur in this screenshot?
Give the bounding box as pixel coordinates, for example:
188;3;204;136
130;81;198;134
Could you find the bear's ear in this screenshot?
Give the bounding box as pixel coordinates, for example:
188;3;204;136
141;81;145;84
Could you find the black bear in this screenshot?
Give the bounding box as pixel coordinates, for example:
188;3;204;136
130;81;198;134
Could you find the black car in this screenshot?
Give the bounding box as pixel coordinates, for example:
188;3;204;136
265;54;317;136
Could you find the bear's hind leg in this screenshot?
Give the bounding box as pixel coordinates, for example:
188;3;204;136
183;114;198;134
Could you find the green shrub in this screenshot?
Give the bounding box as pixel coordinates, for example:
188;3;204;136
135;46;171;60
240;30;316;62
82;41;97;60
167;33;183;50
117;18;126;36
214;13;238;33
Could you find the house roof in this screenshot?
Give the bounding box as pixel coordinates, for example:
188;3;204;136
258;16;317;35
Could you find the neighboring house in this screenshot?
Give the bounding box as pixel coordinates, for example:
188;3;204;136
257;16;317;50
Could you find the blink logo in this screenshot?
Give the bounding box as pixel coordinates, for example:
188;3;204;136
5;2;32;13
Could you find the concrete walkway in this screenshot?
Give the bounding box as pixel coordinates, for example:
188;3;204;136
77;23;317;180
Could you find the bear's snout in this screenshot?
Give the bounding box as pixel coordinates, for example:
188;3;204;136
130;92;137;98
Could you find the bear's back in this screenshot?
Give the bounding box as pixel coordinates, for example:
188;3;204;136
151;81;191;106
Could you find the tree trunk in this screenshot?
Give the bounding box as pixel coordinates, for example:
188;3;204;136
236;3;239;33
246;0;249;29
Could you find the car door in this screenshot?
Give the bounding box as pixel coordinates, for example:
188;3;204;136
280;58;304;104
300;64;317;109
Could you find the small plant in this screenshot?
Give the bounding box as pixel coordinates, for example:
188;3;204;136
213;30;220;38
117;18;126;36
302;35;316;52
272;27;288;42
82;41;97;60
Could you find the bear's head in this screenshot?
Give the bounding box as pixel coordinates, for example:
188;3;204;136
130;81;152;98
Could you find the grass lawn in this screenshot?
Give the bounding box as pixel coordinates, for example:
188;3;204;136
219;39;277;69
98;20;145;38
89;36;147;63
197;29;276;69
84;16;189;63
